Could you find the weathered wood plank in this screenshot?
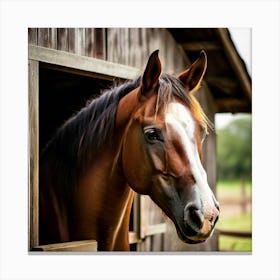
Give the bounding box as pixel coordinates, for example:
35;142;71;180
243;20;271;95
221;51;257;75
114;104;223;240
28;28;37;45
133;194;141;240
28;59;39;250
127;28;139;67
28;45;140;80
94;28;106;59
68;28;85;56
107;29;121;65
68;28;75;53
38;28;50;47
139;195;166;240
50;28;57;49
85;28;95;57
33;240;97;252
144;223;166;236
107;28;189;73
37;28;57;49
139;195;149;239
77;28;85;56
128;232;138;244
57;28;68;51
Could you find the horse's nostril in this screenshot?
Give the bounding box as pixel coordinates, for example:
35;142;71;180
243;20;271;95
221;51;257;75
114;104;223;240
209;207;219;226
214;210;219;225
184;204;204;232
214;214;219;225
192;209;204;228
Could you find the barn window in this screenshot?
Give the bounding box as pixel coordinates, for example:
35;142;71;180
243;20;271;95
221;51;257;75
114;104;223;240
29;45;166;252
39;64;113;154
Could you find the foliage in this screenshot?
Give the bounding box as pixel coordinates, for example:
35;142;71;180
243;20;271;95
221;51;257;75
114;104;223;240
216;115;252;180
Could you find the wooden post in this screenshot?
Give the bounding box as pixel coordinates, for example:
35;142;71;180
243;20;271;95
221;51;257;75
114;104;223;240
241;176;246;213
28;59;39;250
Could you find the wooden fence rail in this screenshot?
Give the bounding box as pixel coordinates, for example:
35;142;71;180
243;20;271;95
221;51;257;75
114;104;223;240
217;229;252;238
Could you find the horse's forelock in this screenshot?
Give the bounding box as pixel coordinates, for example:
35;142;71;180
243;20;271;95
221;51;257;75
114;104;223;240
156;74;211;133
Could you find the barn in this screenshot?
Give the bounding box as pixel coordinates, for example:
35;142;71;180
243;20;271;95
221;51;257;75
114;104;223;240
28;28;251;252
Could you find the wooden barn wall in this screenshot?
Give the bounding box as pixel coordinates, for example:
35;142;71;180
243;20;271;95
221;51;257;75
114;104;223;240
106;28;189;74
28;28;106;59
29;28;218;251
28;28;188;74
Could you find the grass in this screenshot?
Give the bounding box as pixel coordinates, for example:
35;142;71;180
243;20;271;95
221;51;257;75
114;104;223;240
216;179;252;252
217;179;252;199
219;236;252;252
217;212;252;231
217;212;252;252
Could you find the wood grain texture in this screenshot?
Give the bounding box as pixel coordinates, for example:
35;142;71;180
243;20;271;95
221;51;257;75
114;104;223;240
28;59;39;250
33;240;97;252
29;45;140;80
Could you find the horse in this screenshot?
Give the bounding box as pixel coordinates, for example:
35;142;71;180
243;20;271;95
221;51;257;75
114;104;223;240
39;50;220;251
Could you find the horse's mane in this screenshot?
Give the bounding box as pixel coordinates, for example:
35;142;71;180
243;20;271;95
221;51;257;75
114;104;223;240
40;73;210;196
40;77;141;196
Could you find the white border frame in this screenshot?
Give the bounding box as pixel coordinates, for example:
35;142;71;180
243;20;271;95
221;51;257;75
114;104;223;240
1;1;280;279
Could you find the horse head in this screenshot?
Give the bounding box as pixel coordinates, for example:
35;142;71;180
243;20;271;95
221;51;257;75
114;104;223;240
121;50;220;243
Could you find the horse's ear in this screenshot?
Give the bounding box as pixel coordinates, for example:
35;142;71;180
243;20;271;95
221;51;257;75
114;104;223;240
179;50;207;93
141;50;162;96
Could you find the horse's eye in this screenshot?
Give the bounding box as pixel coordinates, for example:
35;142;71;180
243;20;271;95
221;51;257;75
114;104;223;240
144;128;163;143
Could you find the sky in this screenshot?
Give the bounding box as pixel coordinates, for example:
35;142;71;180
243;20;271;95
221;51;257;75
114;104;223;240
230;28;252;75
215;28;251;129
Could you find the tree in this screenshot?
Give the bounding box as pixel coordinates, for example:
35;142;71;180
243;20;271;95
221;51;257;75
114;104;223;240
216;115;252;180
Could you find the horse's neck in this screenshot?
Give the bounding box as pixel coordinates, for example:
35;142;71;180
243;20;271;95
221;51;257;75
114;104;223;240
71;149;134;250
39;164;70;245
71;91;140;250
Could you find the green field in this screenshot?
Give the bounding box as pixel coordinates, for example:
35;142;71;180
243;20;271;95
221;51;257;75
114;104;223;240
216;180;252;252
217;179;252;198
219;235;252;251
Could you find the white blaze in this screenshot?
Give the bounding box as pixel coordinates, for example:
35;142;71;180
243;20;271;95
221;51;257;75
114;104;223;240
165;102;215;218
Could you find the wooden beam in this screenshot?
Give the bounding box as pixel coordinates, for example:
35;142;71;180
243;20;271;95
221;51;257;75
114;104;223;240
144;223;167;237
40;62;116;82
217;230;252;238
28;45;140;80
33;240;97;252
215;28;251;103
206;76;239;93
129;232;138;244
28;59;39;250
133;194;141;241
215;98;251;113
181;41;221;52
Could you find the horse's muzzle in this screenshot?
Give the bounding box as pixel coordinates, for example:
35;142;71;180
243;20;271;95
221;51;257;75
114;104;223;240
183;199;220;242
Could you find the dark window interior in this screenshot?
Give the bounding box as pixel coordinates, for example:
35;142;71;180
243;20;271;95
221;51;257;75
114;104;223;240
39;64;137;250
39;64;113;152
